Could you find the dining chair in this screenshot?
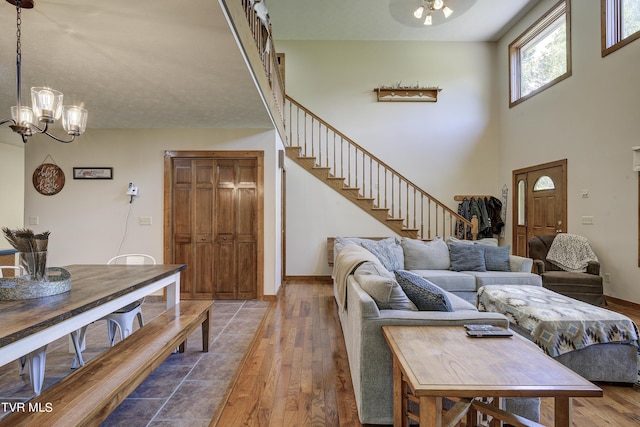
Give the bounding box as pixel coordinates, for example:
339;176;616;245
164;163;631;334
70;254;157;369
0;265;25;278
104;254;157;345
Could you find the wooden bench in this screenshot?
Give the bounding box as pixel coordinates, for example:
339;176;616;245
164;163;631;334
0;299;213;427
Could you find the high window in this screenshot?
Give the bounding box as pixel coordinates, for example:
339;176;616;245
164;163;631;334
602;0;640;56
509;1;571;107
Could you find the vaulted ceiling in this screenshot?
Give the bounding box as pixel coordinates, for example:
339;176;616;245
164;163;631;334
0;0;539;133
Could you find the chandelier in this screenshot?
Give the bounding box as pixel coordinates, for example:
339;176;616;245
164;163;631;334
0;0;87;143
414;0;453;25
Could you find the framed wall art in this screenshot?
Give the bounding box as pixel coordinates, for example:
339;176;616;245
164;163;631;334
73;167;113;180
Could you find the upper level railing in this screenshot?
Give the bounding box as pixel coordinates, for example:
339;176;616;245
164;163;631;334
240;0;285;124
285;96;476;240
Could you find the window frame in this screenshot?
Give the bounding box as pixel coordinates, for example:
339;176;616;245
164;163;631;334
601;0;640;57
508;0;571;108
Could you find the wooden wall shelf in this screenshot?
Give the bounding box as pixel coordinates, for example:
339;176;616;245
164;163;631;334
374;87;441;102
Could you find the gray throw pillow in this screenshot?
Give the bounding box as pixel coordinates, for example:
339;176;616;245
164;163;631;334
393;270;453;312
360;237;404;271
484;245;511;271
448;243;487;272
355;262;414;310
401;237;450;270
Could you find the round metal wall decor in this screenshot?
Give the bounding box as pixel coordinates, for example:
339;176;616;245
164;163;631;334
33;163;65;196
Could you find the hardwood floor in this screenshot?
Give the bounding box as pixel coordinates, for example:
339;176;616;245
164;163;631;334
212;285;640;426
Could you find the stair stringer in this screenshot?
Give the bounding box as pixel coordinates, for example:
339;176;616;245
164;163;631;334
285;146;419;239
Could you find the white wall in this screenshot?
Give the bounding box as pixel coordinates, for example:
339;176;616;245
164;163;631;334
24;127;283;296
0;129;25;250
497;1;640;303
279;40;501;275
285;158;400;276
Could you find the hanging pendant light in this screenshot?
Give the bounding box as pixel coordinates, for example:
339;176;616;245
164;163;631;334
0;0;88;143
413;0;457;26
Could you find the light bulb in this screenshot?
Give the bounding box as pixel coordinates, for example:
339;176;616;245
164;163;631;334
433;0;444;10
62;105;88;135
11;106;34;127
424;13;432;25
31;87;63;122
413;6;424;19
443;6;453;18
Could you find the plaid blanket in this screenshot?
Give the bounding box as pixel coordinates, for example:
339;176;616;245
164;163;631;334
478;285;638;357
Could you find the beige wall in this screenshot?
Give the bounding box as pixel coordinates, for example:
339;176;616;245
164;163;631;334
280;3;640;304
279;40;501;276
0;130;25;250
497;0;640;303
23;128;283;296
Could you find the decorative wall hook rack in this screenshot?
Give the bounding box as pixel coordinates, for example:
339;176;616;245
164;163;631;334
373;85;441;102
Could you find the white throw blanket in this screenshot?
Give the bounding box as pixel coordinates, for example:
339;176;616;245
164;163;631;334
332;244;380;311
546;233;598;273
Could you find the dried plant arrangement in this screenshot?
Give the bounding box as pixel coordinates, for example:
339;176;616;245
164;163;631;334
2;227;50;280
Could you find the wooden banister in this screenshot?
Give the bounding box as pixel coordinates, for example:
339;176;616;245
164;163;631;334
285;95;476;241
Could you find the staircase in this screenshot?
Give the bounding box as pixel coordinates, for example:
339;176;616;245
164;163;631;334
284;96;476;240
226;0;475;240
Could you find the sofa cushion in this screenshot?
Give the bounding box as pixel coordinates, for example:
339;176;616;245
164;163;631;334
401;237;450;270
335;237;403;271
409;270;477;293
359;237;404;271
483;245;511;271
354;262;415;311
394;270;453;312
449;243;486;272
465;271;543;289
444;290;478;312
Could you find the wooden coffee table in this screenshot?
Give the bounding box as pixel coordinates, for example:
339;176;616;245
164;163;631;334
382;326;603;427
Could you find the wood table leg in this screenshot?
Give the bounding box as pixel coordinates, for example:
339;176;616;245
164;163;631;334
420;396;442;427
392;356;403;427
554;397;571;427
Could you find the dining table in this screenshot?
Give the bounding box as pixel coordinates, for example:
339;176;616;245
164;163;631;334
0;263;186;395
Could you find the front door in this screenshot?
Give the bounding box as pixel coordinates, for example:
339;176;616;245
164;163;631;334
512;159;567;257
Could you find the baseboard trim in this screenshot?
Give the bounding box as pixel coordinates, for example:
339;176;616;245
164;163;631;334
285;275;332;285
606;295;640;310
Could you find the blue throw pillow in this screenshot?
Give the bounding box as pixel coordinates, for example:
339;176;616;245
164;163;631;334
484;245;511;271
394;270;453;312
448;243;486;272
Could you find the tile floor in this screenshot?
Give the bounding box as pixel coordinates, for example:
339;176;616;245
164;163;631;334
0;299;270;426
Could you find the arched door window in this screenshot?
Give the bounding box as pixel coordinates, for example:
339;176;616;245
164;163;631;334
533;175;555;191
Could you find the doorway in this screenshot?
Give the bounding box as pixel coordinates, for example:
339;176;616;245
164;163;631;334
163;150;264;300
512;159;567;257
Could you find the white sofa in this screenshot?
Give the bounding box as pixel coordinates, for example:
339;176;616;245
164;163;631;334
331;241;541;425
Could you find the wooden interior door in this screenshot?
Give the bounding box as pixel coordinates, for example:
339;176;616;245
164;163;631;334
164;151;263;300
214;158;258;299
512;159;567;257
170;158;216;299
